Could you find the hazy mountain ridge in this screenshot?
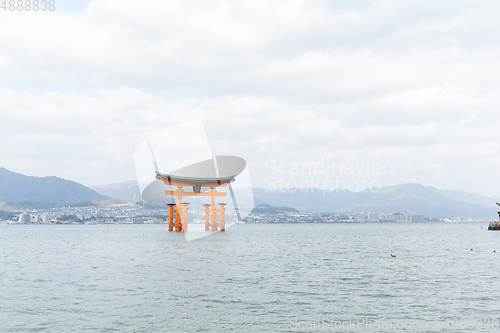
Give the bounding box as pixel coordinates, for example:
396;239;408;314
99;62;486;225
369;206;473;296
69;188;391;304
90;180;141;200
0;167;110;204
89;180;498;219
253;183;498;219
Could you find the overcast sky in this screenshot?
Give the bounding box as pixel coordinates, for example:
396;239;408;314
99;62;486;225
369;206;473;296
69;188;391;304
1;0;500;196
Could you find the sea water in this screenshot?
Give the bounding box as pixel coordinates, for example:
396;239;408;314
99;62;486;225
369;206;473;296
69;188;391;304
1;223;499;332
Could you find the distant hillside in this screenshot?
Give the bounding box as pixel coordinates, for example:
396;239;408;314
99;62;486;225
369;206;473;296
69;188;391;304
91;180;141;200
0;167;110;204
253;183;499;219
250;204;299;215
0;210;16;220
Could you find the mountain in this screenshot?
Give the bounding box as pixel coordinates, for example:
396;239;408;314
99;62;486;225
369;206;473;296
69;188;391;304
90;180;141;200
89;179;499;219
253;183;499;219
0;167;110;204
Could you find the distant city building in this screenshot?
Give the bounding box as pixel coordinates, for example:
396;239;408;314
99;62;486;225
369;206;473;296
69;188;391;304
379;213;395;222
410;214;425;222
242;216;254;223
19;214;31;224
42;213;55;223
144;219;162;224
368;212;379;221
354;213;365;222
394;213;408;222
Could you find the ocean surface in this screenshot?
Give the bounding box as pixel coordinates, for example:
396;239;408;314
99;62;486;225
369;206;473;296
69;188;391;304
1;223;499;332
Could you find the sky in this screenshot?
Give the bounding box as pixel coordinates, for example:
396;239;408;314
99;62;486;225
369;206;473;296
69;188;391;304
1;0;500;196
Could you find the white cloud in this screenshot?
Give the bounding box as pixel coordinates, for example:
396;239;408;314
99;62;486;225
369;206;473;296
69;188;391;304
2;0;500;98
1;0;500;196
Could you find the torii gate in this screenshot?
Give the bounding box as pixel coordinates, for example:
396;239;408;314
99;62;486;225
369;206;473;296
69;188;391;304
155;171;235;232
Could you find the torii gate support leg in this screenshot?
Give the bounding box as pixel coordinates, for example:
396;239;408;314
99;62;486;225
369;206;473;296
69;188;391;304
203;204;210;231
175;186;183;231
210;187;217;231
182;203;189;232
219;203;226;231
167;203;175;231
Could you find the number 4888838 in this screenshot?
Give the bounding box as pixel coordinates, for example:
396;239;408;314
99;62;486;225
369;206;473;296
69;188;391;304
1;0;56;11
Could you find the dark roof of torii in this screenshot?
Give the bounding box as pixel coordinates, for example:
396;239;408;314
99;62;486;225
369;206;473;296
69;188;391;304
155;171;235;185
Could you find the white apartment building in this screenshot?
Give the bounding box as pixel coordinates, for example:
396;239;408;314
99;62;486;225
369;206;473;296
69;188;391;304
354;213;366;222
19;214;31;224
410;214;425;222
42;213;55;223
379;213;395;222
394;213;408;222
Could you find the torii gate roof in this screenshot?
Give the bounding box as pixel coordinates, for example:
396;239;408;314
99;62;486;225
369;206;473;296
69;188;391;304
155;171;235;186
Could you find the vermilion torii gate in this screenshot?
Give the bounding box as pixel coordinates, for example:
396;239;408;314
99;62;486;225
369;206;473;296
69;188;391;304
155;171;235;232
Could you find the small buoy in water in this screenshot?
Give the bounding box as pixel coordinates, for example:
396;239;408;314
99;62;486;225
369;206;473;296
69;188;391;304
391;254;396;257
494;250;496;253
470;249;473;251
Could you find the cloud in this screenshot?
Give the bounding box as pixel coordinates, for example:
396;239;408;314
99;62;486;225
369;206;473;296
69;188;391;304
1;0;500;197
0;87;498;197
2;0;500;99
